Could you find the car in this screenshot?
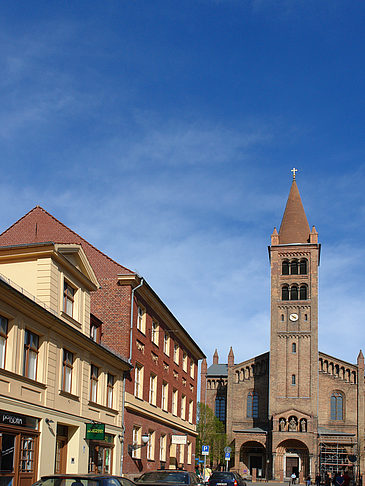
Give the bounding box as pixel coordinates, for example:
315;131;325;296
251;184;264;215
135;470;204;486
32;474;137;486
208;472;246;486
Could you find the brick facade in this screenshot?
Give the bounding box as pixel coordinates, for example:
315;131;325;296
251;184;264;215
201;178;364;483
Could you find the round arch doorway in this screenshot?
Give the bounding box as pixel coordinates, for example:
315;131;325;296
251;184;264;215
240;441;267;479
276;439;310;480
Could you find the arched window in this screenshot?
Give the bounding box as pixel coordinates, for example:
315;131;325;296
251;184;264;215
300;259;308;275
281;314;284;321
331;392;344;420
292;343;296;353
290;259;298;275
247;391;258;418
282;260;289;275
292;374;296;385
290;285;298;300
300;285;308;300
282;285;289;300
215;396;226;423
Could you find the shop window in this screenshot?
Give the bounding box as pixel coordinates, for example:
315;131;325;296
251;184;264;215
20;436;35;472
90;365;99;402
23;330;39;380
62;349;73;393
247;391;258;418
107;373;115;408
88;435;114;473
0;315;8;369
331;392;344;420
63;281;75;318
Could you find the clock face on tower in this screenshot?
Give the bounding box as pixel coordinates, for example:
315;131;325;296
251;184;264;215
289;313;299;322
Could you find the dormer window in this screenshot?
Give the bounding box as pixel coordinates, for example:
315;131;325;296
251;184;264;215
63;281;75;317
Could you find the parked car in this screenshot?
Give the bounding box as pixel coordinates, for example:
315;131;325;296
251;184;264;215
32;474;137;486
135;470;204;486
208;472;246;486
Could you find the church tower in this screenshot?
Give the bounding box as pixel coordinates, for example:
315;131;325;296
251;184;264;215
269;170;320;424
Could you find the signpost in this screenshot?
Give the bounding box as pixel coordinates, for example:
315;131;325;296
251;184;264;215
202;445;209;480
225;452;231;471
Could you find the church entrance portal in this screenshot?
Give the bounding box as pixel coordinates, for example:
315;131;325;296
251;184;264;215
276;439;309;481
239;441;266;479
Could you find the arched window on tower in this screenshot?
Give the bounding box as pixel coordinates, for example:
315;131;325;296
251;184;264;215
215;396;226;423
330;392;344;420
300;259;308;275
282;260;289;275
290;285;298;300
247;391;259;418
290;259;298;275
282;285;289;300
292;343;296;353
300;285;308;300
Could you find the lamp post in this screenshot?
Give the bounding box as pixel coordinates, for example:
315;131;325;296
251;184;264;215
128;433;150;455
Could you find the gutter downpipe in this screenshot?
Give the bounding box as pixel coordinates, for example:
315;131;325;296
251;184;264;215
121;277;144;475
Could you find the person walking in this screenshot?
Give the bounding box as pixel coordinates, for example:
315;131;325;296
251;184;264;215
291;472;297;485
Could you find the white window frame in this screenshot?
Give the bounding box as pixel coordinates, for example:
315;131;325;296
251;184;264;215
190;361;195;379
162;381;168;411
151;321;159;345
132;426;141;459
187;442;192;465
173;343;179;364
182;352;187;372
163;332;170;356
147;430;155;461
181;395;186;420
149;373;157;405
134;363;144;399
172;389;178;416
137;305;146;333
179;443;185;465
160;434;166;462
0;316;8;369
188;400;193;423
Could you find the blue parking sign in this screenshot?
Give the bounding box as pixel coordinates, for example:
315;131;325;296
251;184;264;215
202;445;209;455
225;452;231;460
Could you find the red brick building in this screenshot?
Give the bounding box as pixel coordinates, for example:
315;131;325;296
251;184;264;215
201;174;364;482
0;207;205;478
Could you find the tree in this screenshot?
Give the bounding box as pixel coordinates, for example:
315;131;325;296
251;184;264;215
196;402;227;468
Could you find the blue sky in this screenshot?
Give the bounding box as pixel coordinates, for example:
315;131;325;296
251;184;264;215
1;1;365;367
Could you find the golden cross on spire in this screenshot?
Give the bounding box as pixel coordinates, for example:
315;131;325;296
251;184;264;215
291;167;298;180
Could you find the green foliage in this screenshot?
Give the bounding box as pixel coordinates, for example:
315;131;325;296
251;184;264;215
196;402;227;466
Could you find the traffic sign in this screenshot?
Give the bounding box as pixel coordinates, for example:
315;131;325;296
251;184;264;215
202;445;210;455
224;446;232;454
225;452;231;460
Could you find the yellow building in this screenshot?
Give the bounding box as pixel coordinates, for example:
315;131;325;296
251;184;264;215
0;242;132;486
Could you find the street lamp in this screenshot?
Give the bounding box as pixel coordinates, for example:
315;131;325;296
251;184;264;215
128;433;150;454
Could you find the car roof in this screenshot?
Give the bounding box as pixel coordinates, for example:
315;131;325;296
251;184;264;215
40;475;126;480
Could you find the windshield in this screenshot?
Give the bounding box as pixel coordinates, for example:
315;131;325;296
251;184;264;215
137;472;189;484
210;473;234;480
34;479;100;486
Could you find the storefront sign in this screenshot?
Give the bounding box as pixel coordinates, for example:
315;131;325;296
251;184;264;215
171;435;187;445
0;410;38;429
86;423;105;440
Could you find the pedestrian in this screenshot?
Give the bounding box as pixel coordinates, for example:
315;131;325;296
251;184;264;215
335;474;344;486
316;474;321;486
306;476;311;486
291;472;297;485
325;474;330;486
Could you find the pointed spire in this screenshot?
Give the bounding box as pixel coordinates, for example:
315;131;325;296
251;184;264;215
228;347;234;366
279;174;310;244
213;349;219;365
201;358;207;374
358;350;364;365
271;227;279;245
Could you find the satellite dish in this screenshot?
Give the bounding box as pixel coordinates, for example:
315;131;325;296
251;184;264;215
348;455;357;463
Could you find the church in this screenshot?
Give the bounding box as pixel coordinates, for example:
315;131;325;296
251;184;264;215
200;172;364;482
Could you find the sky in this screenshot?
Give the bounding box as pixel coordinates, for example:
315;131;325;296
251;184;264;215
1;0;365;367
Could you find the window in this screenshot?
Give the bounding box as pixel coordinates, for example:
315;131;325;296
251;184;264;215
132;426;141;459
187;442;192;465
292;374;296;385
282;260;289;275
149;374;157;405
162;381;168;411
305;313;308;321
247;391;258;418
174;343;179;364
291;285;298;300
190;361;195;379
188;400;193;423
290;259;298;275
134;363;144;399
63;281;75;317
179;442;185;464
292;343;297;354
300;259;308;275
137;306;146;333
107;373;115;408
163;332;170;355
160;434;167;462
331;392;344;420
300;285;308;300
23;330;39;380
182;352;187;372
282;285;289;300
0;316;8;369
172;389;178;415
181;395;186;420
151;321;159;345
147;430;155;461
90;315;102;343
62;349;73;393
90;365;99;402
215;396;226;422
281;314;284;322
